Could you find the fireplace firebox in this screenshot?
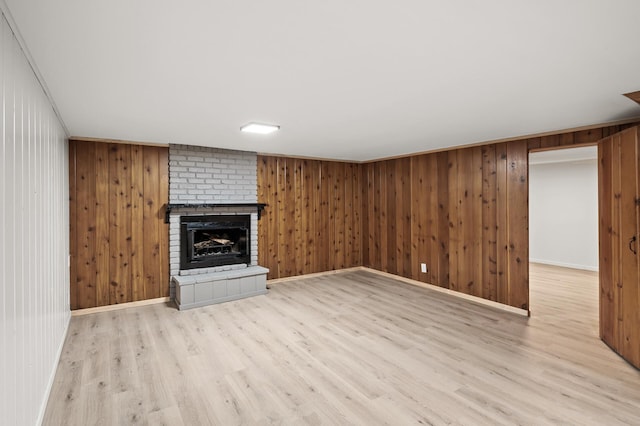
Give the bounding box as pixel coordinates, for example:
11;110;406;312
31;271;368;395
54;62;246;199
180;215;250;270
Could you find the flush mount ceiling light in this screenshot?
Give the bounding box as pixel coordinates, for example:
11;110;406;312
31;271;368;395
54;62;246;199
240;122;280;134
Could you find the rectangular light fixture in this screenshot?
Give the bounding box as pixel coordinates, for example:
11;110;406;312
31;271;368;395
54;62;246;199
240;122;280;134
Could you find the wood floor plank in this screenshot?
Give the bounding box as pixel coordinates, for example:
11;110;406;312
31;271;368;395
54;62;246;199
43;264;640;425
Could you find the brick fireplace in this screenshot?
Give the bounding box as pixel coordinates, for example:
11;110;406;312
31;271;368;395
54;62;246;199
168;144;268;309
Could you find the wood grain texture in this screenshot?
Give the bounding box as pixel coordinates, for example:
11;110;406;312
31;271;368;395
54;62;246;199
256;123;639;309
43;265;640;425
257;156;363;279
364;143;528;309
109;143;132;305
69;140;169;309
142;146;162;300
599;127;640;369
95;143;111;307
598;136;615;346
618;131;637;363
505;140;528;309
624;90;640;104
130;145;145;302
74;142;97;309
360;124;635;310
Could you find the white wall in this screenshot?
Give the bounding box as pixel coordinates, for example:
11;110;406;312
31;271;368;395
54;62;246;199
0;10;70;426
529;152;598;271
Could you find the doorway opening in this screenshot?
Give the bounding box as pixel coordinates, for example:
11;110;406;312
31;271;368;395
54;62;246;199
528;146;599;334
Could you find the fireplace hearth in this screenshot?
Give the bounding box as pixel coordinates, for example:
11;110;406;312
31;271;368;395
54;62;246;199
180;215;250;270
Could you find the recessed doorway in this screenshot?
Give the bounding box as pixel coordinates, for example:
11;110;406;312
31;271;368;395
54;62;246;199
528;146;599;332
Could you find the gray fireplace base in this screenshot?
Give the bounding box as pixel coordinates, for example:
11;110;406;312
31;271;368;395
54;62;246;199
173;266;269;310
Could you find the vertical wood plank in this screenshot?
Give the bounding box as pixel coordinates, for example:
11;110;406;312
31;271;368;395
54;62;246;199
448;150;460;292
495;143;509;304
436;151;449;288
294;159;304;275
344;163;354;268
94;143;110;306
301;160;312;274
319;161;330;272
482;145;498;301
334;162;345;270
472;147;484;298
379;161;388;272
75;142;97;309
425;154;437;284
308;160;319;274
277;158;288;277
109;144;132;304
598;136;615;346
370;163;379;270
410;156;422;281
143;146;162;300
392;160;402;275
130;145;145;301
285;158;296;277
401;158;412;277
506;140;529;311
459;149;475;296
352;163;362;267
611;134;622;351
366;163;376;268
386;161;397;275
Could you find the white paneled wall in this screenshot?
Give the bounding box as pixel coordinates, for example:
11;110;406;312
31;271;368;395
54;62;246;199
0;11;70;426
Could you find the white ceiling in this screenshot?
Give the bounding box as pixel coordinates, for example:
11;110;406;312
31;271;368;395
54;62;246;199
5;1;640;161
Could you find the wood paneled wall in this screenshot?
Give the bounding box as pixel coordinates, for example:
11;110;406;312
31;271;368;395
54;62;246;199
362;143;529;309
69;140;169;309
257;123;639;310
257;156;362;279
362;124;637;310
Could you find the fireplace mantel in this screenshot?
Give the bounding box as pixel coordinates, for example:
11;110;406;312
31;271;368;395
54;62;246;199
165;203;267;223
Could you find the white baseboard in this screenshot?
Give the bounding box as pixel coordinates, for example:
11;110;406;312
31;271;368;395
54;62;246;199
529;258;598;272
267;267;365;285
362;268;529;317
269;267;529;317
71;296;171;316
37;311;71;426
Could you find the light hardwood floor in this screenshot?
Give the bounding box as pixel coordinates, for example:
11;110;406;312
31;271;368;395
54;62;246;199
43;265;640;425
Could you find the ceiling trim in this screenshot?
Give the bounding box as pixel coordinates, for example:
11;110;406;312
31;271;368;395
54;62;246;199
70;136;169;148
358;116;640;164
74;116;640;164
